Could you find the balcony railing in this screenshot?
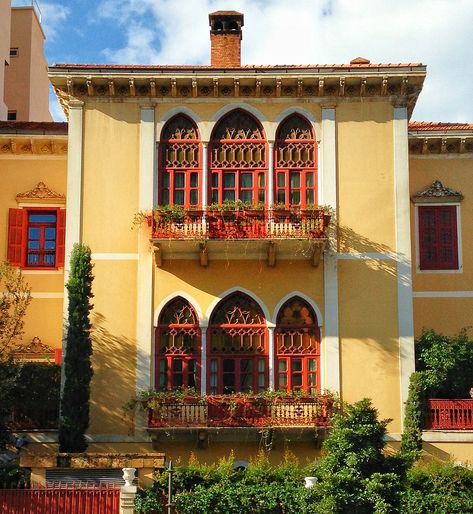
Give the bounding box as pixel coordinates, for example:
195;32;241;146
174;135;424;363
147;394;334;428
151;209;330;241
8;406;59;430
424;399;473;430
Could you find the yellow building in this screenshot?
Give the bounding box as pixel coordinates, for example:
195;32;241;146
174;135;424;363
3;11;473;472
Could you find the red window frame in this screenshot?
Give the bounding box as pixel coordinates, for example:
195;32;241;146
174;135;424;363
418;205;459;270
209;109;268;206
275;115;318;208
7;207;66;269
155;298;201;390
207;292;268;394
158;115;202;208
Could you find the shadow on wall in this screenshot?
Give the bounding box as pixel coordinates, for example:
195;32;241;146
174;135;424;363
88;312;138;436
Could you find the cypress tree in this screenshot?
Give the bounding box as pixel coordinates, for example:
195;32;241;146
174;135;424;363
59;243;94;453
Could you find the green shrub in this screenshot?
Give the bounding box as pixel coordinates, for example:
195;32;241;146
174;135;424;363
400;372;424;459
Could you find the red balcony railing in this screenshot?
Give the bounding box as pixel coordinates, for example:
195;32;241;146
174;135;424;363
147;394;334;428
424;399;473;430
151;209;330;241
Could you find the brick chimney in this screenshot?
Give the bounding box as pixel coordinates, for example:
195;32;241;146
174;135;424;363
209;11;244;68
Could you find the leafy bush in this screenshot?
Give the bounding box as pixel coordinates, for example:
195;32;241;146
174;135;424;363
400;372;424;459
402;462;473;514
0;460;30;488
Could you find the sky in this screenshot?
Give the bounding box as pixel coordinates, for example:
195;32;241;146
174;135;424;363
17;0;473;123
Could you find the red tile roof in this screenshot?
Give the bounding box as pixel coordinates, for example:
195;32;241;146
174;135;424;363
409;121;473;131
0;121;68;134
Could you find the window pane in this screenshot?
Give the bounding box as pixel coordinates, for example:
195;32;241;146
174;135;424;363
173;373;183;387
223;359;235;372
258;359;265;372
306;190;314;205
28;228;40;240
240;190;252;203
212;173;219;187
45;228;56;240
224;190;235;201
240;359;252;373
162;172;170;187
45;241;56;250
211;359;218;372
190;189;199;206
278;374;287;386
28;241;40;249
308;374;316;386
241;173;253;188
290;190;301;205
277;173;285;187
291;359;302;372
224;173;235;188
175;173;185;188
308;359;317;372
278;360;287;372
212;190;219;203
306;173;314;187
29;214;56;223
174;190;184;205
277;191;286;204
190;172;198;187
292;374;303;386
258;173;265;188
162;189;169;205
172;359;183;372
290;172;300;188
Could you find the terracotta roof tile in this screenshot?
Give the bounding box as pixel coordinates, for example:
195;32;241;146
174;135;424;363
0;121;68;134
409;121;473;131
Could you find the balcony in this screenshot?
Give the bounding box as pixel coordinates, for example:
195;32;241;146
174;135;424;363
424;399;473;430
8;406;59;431
147;394;334;429
148;207;331;264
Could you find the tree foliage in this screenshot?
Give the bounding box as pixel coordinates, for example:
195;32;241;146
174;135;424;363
400;372;424;459
0;262;31;359
59;244;94;453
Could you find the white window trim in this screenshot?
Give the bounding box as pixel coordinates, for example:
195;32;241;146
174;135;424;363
414;202;463;274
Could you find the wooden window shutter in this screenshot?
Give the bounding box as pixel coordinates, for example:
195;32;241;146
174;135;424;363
7;208;27;266
56;209;66;268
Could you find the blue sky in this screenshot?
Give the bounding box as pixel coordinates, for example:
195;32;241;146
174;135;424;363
17;0;473;123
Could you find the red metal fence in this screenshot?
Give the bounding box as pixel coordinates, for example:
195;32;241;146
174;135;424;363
425;399;473;430
0;483;120;514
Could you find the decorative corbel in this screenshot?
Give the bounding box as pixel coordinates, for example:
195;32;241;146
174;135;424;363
460;138;466;153
339;77;345;97
199;243;208;267
213;78;219;97
276;78;282;97
234;78;240;97
441;138;448;154
267;242;277;267
360;79;367;97
297;78;304;97
153;244;162;267
401;76;408;96
86;79;94;96
192;78;198;97
171;78;177;97
381;76;388;96
66;78;74;95
9;139;17;154
255;79;262;97
129;78;136;97
422;138;429;155
312;241;326;267
108;80;115;96
149;79;156;97
318;79;324;96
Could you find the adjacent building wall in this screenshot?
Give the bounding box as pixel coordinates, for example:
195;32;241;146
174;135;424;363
0;0;11;119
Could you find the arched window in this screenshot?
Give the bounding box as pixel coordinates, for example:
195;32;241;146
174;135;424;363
275;297;320;394
208;292;267;394
159;115;201;207
209;110;267;205
155;297;201;390
275;114;317;207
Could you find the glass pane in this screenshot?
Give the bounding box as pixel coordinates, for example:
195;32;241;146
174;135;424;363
279;374;287;386
258;173;265;188
212;173;219;187
162;189;169;205
291;359;302;372
277;191;286;204
290;172;300;188
174;190;184;205
306;173;314;187
240;173;253;188
45;228;56;240
278;360;287;371
224;173;235;188
240;359;252;373
258;359;265;372
45;241;56;250
28;214;56;223
28;228;40;240
189;359;196;372
173;374;183;387
28;241;40;249
258;190;265;203
211;359;218;372
306;190;314;204
292;374;303;386
290;190;301;205
240;190;252;203
308;374;316;386
308;359;317;372
277;173;285;187
190;172;198;187
258;374;265;389
190;189;199;206
212;190;219;203
175;173;185;188
223;359;235;372
224;190;235;201
162;172;170;187
172;359;183;372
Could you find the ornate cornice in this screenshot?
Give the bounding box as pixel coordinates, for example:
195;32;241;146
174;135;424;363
16;181;66;204
411;180;463;203
12;337;56;362
49;67;426;119
0;136;68;155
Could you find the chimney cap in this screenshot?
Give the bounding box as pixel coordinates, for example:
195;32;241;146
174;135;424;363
209;11;244;29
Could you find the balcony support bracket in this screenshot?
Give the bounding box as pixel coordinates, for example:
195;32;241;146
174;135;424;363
199;243;209;267
153;243;163;268
267;241;277;267
311;241;327;267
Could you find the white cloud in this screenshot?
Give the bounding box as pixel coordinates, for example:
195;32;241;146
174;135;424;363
95;0;473;122
38;2;69;41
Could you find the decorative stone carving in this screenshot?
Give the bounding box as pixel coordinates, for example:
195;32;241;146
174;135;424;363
12;337;56;362
16;181;66;204
411;180;463;203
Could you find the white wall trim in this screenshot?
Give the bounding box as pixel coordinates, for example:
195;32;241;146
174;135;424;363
91;253;139;260
22;270;63;275
271;291;324;327
393;106;415;429
31;292;64;299
154;291;205;327
205;286;271;325
337;252;396;261
413;291;473;298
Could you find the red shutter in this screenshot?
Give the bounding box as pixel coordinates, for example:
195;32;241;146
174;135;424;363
56;209;66;268
7;208;27;266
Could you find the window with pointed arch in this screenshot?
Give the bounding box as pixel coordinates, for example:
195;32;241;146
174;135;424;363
159;115;201;207
209;110;267;205
208;292;268;394
275;114;318;207
155;297;201;390
275;297;320;394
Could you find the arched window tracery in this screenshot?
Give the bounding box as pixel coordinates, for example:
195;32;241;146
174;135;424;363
275;114;317;207
208;292;268;394
275;296;320;394
155;297;201;390
209;110;267;205
159;115;201;207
